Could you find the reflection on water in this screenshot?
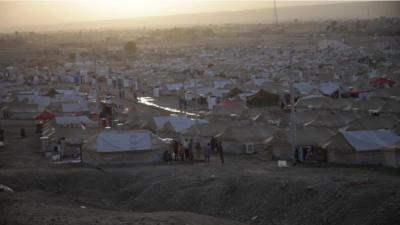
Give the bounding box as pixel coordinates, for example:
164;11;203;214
138;97;198;117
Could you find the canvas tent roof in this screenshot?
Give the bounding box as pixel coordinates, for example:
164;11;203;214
305;112;352;128
319;82;340;96
153;116;208;133
208;99;247;117
346;116;399;131
182;121;227;137
340;130;400;152
62;102;89;113
273;126;336;146
295;95;328;109
84;130;157;153
54;116;96;126
216;124;276;143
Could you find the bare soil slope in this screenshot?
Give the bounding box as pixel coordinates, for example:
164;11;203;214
1;125;400;225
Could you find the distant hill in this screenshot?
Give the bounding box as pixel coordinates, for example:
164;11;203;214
5;1;400;32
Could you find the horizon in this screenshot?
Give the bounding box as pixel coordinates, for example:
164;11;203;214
0;1;358;31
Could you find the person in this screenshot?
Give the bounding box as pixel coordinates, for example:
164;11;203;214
210;136;218;152
178;142;185;162
217;140;224;165
0;128;4;142
173;140;179;161
20;128;26;139
195;141;202;160
183;139;190;160
204;143;211;165
188;139;194;162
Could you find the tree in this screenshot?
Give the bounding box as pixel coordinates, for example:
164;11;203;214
124;41;137;55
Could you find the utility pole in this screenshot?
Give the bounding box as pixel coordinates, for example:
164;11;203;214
289;49;297;164
94;52;100;120
273;0;279;26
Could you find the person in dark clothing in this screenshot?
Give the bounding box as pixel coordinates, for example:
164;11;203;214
173;140;179;161
188;139;194;162
178;143;185;162
0;128;4;142
204;143;211;165
210;136;218;152
217;140;225;165
20;128;26;139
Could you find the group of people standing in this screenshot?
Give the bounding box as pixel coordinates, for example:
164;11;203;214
165;136;225;165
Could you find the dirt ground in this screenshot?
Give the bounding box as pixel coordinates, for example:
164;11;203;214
1;121;400;225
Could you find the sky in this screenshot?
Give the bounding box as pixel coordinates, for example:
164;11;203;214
0;0;390;29
0;0;329;29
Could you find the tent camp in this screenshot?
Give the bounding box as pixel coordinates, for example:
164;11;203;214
324;130;400;165
82;130;168;166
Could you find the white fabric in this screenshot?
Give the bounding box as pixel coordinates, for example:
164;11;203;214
96;131;152;152
341;130;400;152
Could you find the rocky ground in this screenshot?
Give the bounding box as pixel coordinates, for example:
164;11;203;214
1;121;400;225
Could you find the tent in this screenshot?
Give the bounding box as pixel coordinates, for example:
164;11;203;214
224;87;244;98
82;130;168;166
216;124;276;154
62;102;89;113
383;140;400;168
271;126;336;161
207;99;247;118
246;89;280;108
34;110;55;120
324;130;400;165
305;112;352;129
345;115;399;131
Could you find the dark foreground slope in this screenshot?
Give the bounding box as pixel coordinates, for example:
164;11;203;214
0;123;400;225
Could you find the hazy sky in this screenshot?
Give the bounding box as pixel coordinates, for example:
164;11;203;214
0;0;345;29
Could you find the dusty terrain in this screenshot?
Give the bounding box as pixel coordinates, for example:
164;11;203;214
1;121;400;225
